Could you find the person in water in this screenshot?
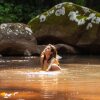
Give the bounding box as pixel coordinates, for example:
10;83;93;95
40;44;61;71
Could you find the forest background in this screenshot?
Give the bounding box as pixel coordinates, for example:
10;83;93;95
0;0;100;24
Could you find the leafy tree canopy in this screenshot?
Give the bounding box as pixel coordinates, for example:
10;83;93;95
0;0;99;23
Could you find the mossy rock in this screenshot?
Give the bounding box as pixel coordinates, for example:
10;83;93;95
0;23;37;56
28;2;100;54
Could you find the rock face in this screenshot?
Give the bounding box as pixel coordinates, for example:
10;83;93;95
28;2;100;54
37;44;78;56
0;23;37;56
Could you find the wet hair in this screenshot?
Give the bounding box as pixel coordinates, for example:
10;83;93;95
42;44;57;64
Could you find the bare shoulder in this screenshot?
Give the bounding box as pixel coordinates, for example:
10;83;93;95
52;58;58;61
51;58;59;65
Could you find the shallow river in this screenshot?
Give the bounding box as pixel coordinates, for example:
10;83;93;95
0;56;100;100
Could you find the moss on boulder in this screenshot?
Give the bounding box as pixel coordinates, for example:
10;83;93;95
28;2;100;54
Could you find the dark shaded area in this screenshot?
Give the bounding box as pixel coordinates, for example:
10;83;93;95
37;36;66;45
58;47;69;55
86;0;100;12
77;45;100;55
0;46;25;56
0;44;39;57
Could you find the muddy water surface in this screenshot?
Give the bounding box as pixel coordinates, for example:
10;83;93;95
0;56;100;100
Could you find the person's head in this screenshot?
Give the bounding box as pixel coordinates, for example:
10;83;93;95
42;44;57;62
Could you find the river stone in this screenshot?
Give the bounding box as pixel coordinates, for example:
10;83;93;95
55;44;78;55
0;23;37;56
37;44;78;57
28;2;100;54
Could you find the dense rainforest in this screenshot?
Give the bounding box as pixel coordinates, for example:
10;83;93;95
0;0;100;23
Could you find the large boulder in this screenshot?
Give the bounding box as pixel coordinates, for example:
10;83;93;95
28;2;100;54
0;23;37;56
37;44;78;56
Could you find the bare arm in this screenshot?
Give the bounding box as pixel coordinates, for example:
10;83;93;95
40;52;45;69
46;58;61;71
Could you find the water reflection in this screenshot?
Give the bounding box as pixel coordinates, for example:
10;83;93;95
1;92;18;99
0;56;100;100
40;72;59;99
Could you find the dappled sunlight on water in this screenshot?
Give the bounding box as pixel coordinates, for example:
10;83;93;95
0;56;100;100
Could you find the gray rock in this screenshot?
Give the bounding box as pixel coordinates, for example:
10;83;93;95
28;2;100;54
0;23;37;56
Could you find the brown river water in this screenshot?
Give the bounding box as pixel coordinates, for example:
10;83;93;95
0;56;100;100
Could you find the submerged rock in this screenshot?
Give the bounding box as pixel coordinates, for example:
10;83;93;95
28;2;100;54
0;23;37;56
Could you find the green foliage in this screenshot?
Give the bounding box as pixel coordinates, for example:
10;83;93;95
0;0;99;24
0;2;49;24
75;0;85;6
0;3;21;23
